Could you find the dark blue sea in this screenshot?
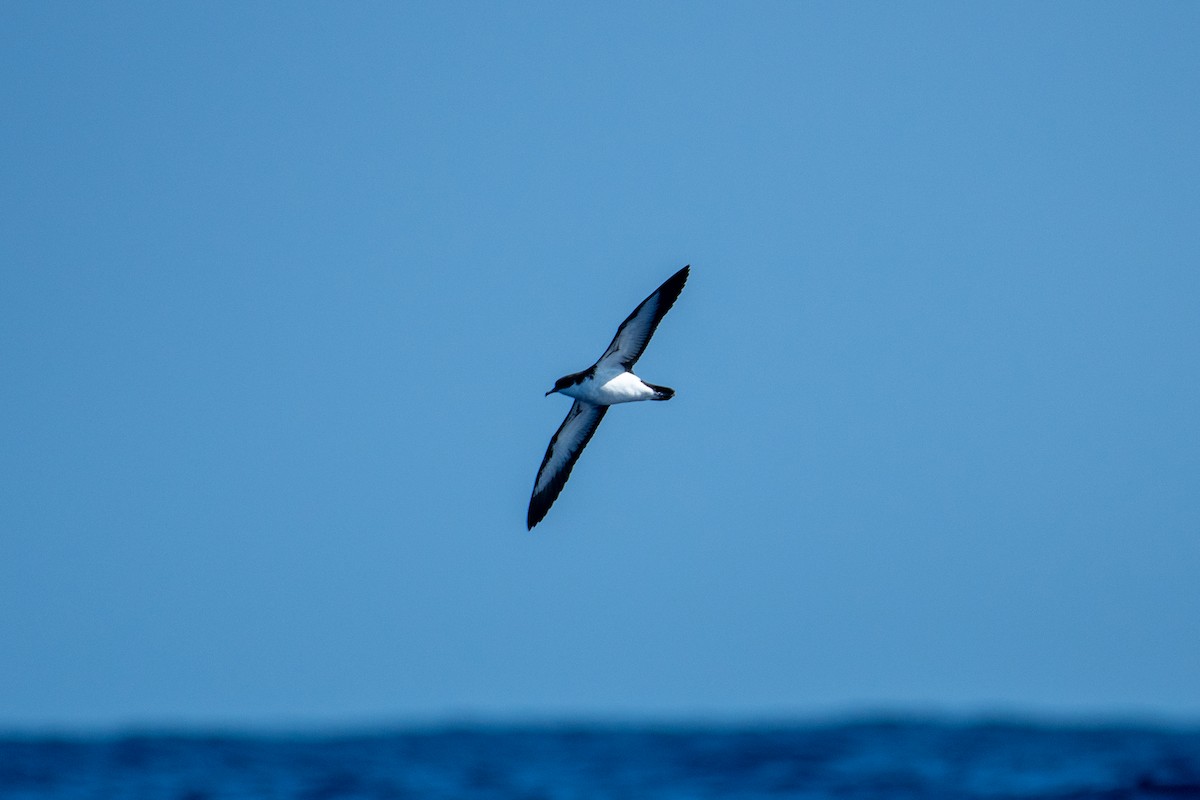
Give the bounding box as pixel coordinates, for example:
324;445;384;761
3;720;1200;799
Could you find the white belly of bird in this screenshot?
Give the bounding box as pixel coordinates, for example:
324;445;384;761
562;370;656;405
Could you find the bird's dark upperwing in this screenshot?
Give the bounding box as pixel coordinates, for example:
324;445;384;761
527;400;608;530
595;265;689;370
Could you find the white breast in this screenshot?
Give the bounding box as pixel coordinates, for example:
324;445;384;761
561;369;655;405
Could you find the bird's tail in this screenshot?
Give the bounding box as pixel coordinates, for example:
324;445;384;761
646;383;675;401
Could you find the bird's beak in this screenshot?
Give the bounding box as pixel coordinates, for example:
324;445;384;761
545;388;556;396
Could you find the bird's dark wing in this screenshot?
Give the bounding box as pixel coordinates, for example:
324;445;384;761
527;400;608;529
595;265;689;370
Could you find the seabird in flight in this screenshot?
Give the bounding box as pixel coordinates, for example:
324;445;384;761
527;265;690;530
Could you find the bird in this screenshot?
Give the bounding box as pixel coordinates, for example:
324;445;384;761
527;265;690;530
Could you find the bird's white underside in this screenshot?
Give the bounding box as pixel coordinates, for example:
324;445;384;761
559;368;657;405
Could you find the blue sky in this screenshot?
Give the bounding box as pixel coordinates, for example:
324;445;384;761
2;3;1198;728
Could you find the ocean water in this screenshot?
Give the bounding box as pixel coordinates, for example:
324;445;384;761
3;720;1199;799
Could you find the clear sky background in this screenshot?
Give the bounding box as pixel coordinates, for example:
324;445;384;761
2;3;1198;729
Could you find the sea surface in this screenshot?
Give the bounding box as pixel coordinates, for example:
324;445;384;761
3;720;1200;799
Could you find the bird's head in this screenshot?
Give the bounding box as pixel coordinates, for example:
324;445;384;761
546;373;579;396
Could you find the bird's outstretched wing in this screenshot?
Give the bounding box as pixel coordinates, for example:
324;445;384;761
527;400;608;530
595;265;689;370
